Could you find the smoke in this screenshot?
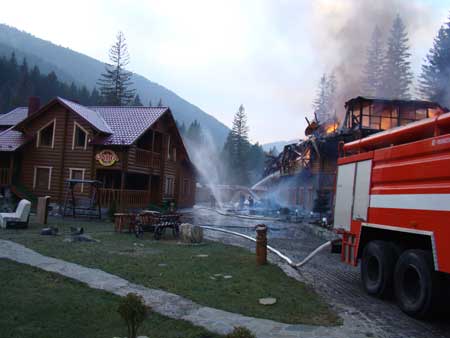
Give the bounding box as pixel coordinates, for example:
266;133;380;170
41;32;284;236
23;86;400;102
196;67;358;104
308;0;436;117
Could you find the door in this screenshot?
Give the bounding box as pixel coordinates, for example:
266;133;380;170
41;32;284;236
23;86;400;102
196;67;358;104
352;160;372;221
333;162;356;231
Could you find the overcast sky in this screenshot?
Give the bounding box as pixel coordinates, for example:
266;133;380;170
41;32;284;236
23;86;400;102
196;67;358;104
1;0;449;143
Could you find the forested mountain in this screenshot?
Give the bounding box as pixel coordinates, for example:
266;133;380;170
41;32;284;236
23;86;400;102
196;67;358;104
0;24;229;146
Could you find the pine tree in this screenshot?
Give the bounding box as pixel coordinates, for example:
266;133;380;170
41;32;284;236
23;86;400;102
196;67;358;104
186;120;203;145
132;94;143;106
379;15;413;99
97;31;135;106
325;72;337;115
148;99;153;107
313;74;328;121
362;26;384;96
419;16;450;107
223;105;250;185
157;98;163;107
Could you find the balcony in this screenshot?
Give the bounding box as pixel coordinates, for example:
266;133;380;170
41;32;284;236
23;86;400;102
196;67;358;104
135;148;161;169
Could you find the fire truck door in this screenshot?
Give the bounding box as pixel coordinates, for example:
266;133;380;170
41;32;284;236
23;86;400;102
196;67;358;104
352;160;372;221
334;162;356;231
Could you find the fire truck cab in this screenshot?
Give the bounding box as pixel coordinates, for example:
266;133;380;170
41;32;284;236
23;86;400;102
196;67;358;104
334;111;450;318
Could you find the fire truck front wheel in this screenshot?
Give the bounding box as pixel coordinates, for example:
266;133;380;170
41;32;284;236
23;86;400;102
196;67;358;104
394;250;437;318
361;240;398;298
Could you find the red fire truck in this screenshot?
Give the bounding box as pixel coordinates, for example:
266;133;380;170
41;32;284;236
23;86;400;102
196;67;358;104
333;111;450;318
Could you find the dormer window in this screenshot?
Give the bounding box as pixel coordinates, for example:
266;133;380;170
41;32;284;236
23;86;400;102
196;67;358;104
72;122;88;149
37;119;56;148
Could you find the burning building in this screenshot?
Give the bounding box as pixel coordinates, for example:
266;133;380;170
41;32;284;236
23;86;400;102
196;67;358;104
256;96;448;216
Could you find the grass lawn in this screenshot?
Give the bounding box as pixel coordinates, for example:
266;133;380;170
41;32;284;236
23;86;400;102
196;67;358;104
0;216;340;326
0;259;220;338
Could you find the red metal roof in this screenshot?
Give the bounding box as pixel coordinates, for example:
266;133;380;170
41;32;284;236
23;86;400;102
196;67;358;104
1;98;170;150
90;106;168;145
0;127;28;151
58;98;113;133
0;107;28;126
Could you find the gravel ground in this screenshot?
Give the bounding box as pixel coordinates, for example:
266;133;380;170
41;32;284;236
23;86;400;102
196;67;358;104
191;207;450;338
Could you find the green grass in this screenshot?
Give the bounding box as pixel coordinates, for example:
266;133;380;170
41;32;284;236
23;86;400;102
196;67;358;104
0;216;340;326
0;259;220;338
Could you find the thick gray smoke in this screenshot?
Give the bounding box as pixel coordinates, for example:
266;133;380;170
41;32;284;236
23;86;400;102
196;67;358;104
308;0;436;117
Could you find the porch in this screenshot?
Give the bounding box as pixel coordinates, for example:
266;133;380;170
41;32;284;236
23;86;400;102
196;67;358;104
96;169;161;209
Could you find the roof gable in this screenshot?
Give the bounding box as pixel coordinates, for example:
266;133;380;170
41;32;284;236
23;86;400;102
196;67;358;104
90;106;168;145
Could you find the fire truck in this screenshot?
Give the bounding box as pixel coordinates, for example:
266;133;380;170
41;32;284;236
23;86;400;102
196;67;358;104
333;111;450;318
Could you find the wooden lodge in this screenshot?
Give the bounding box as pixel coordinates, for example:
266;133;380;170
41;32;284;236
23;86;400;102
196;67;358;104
0;97;196;210
263;96;449;212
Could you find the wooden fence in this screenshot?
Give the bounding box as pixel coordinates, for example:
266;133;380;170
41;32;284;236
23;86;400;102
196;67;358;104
135;149;161;168
98;188;151;209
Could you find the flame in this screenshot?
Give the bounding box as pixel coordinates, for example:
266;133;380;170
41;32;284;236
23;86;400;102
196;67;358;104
325;123;339;134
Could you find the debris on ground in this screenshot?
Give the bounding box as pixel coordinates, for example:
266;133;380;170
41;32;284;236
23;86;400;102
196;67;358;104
259;297;277;305
40;227;59;236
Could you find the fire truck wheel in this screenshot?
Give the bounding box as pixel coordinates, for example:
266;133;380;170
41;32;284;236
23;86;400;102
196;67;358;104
361;240;397;298
394;250;437;318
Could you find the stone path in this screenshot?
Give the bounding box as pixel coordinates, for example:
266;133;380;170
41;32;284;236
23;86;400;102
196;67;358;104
0;239;361;338
192;207;450;338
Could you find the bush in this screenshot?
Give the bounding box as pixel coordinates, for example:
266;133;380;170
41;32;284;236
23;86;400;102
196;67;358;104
117;293;148;338
226;326;256;338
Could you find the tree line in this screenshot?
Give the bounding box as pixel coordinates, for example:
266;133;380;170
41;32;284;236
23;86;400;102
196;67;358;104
314;13;450;120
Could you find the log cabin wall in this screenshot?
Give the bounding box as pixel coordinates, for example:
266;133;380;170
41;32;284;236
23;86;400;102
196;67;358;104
19;104;96;203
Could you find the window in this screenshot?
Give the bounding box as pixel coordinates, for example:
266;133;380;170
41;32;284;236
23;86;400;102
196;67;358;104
72;122;88;149
69;168;85;192
37;120;56;148
33;166;52;190
172;147;177;162
164;176;175;197
167;135;171;160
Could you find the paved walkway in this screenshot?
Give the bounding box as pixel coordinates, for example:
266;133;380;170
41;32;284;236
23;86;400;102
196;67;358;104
0;239;360;338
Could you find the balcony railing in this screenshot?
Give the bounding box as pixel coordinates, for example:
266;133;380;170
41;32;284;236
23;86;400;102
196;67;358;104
99;188;151;209
135;148;161;168
0;168;10;186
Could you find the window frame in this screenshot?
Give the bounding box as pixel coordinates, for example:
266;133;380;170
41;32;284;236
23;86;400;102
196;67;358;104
69;168;86;192
164;175;175;197
36;119;56;148
33;166;53;191
72;122;89;150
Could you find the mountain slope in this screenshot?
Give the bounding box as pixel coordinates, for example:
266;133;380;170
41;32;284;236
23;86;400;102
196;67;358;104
0;24;229;146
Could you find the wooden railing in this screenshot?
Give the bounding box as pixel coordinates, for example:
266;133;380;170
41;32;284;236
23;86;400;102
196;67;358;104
99;188;151;209
0;168;10;186
135;148;161;169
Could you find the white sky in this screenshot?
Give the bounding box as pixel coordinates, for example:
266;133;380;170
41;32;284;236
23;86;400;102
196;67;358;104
1;0;449;143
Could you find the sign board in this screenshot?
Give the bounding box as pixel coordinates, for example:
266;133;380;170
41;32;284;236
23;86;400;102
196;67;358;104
95;150;119;167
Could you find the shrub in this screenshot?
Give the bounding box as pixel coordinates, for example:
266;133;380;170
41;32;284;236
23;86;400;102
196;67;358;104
117;293;148;338
226;326;256;338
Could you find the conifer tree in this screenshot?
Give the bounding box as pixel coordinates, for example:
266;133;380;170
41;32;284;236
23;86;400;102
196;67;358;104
222;105;250;185
419;16;450;107
313;74;328;121
97;31;135;105
362;26;384;96
379;15;413;99
132;94;143;106
157;98;163;107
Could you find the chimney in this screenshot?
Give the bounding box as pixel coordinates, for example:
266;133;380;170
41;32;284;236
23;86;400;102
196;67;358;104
28;96;41;116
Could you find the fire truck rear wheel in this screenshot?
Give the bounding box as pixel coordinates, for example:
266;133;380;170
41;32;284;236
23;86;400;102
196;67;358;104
394;249;437;318
361;240;397;298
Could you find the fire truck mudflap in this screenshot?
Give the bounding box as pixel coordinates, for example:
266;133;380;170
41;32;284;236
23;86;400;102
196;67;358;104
333;112;450;318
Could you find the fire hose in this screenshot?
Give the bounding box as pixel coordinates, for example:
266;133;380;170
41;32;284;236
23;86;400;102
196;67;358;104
200;225;332;269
